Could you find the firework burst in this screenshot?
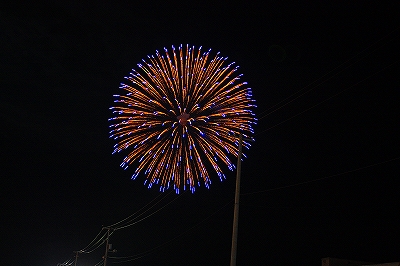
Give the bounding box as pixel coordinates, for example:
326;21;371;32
109;44;257;193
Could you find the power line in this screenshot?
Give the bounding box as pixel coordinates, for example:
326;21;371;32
108;191;171;228
257;26;399;120
80;228;107;252
57;257;74;266
113;192;184;231
255;59;398;136
109;191;175;230
241;155;400;196
81;235;109;254
66;191;176;260
60;191;183;264
93;259;104;266
80;229;109;254
108;199;233;264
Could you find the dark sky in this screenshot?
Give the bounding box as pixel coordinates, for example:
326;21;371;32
1;1;399;266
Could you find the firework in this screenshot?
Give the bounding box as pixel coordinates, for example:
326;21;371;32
109;44;257;193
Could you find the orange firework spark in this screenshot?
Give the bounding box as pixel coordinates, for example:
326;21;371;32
109;44;257;193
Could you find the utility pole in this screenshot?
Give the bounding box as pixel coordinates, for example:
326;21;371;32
230;133;243;266
73;251;80;266
103;227;112;266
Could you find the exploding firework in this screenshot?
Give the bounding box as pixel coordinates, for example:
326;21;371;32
109;44;257;193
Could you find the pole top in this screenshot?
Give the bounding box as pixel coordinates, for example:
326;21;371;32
226;132;255;142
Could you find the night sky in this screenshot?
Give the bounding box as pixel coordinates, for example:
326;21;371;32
1;1;399;266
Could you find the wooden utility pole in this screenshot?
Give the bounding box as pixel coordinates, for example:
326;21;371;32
103;227;112;266
230;133;243;266
73;251;80;266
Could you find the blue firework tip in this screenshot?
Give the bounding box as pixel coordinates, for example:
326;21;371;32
111;148;119;155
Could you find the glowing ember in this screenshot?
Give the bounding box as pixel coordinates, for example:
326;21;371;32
177;112;190;126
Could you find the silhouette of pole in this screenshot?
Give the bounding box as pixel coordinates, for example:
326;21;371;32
103;227;112;266
230;133;243;266
73;251;80;266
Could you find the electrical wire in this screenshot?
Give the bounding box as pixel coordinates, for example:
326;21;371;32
255;59;398;136
257;26;399;121
108;190;173;229
81;236;107;254
58;256;74;266
108;199;234;263
109;191;172;228
241;155;400;196
113;191;184;230
60;191;180;263
79;228;108;253
61;192;180;261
